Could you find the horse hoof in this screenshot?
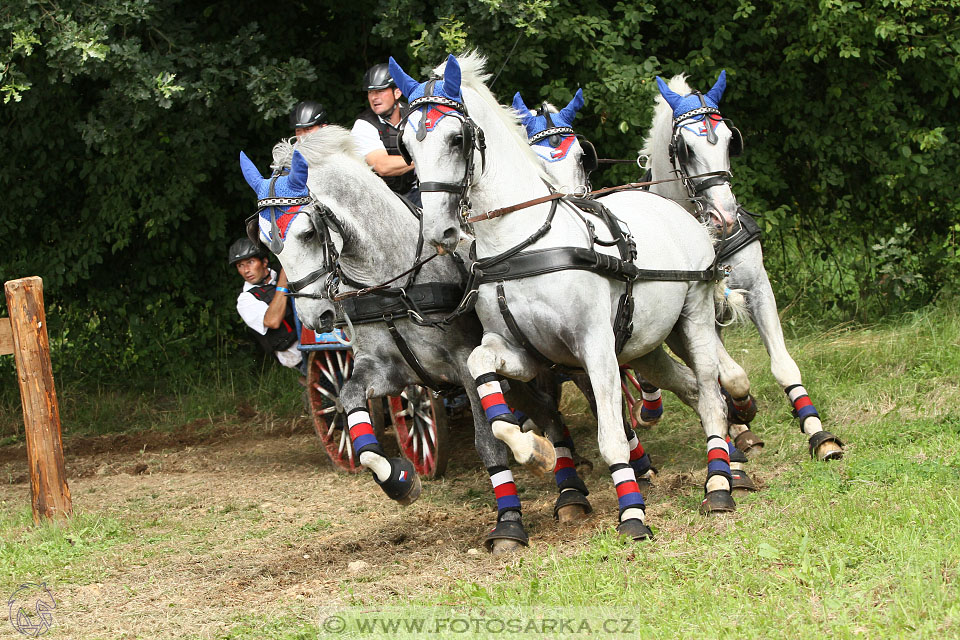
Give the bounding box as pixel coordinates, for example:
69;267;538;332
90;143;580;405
734;429;765;459
483;519;529;553
616;518;653;541
374;458;421;505
554;489;592;523
630;402;661;429
809;431;844;462
516;432;557;474
730;469;758;492
699;490;736;515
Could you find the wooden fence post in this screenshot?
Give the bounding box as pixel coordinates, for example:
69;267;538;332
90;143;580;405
4;277;72;523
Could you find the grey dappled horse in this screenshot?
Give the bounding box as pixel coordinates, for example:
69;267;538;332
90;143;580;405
390;52;750;538
240;130;594;553
637;72;843;461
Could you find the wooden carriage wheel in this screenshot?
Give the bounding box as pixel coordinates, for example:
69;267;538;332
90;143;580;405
307;350;385;473
390;385;450;479
620;366;648;430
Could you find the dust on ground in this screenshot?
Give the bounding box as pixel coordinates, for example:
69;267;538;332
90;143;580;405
0;391;789;639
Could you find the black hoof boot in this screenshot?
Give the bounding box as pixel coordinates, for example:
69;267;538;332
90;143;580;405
699;490;736;514
808;431;844;461
554;489;593;522
730;468;758;492
374;457;422;505
733;429;765;457
616;518;653;541
483;518;529;554
723;388;758;424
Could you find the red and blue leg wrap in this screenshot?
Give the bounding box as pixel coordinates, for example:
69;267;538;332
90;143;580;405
347;408;383;456
552;434;589;494
610;463;645;515
640;388;663;421
706;435;731;481
488;465;521;516
785;384;820;431
627;428;652;476
476;374;518;425
726;436;748;464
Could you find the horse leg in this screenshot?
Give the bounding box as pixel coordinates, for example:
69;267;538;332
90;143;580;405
505;382;592;524
667;333;764;461
579;333;652;541
671;293;736;515
338;360;421;505
467;333;556;473
748;268;843;461
456;364;531;554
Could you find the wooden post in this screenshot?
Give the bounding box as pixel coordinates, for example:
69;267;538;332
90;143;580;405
4;277;72;523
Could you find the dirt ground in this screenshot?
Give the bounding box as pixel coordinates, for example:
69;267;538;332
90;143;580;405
0;396;755;639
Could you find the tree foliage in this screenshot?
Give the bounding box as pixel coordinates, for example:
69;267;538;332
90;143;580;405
1;0;958;377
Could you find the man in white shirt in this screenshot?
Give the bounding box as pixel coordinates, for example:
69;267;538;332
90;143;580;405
350;63;420;205
229;238;304;372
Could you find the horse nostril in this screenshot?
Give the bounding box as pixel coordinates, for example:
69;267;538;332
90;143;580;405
441;226;459;245
319;310;335;332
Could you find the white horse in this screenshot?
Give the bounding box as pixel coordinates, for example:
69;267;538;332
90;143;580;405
240;130;596;553
637;72;843;461
513;86;764;492
390;52;751;537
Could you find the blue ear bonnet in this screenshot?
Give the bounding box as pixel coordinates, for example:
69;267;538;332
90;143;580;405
389;55;464;104
239;150;309;200
512;89;584;148
656;70;727;120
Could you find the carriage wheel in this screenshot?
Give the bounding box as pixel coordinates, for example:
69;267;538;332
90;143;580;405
307;350;385;473
391;386;449;479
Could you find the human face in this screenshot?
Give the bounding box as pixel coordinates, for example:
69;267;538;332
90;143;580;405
295;124;321;141
367;87;401;117
235;257;269;285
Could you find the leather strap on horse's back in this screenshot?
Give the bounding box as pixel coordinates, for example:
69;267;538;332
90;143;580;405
384;316;458;393
338;282;465;324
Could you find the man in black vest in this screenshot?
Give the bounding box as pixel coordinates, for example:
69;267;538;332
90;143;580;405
350;63;420;206
229;238;305;374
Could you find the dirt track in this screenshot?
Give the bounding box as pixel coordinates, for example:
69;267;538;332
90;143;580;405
0;398;744;638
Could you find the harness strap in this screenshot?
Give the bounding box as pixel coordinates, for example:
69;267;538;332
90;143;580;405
338;282;466;324
476;247;719;284
496;282;554;367
384;316;458;393
466;193;565;223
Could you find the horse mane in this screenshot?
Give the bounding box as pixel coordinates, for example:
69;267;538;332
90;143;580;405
436;51;550;181
271;139;295;170
640;74;691;177
292;125;386;193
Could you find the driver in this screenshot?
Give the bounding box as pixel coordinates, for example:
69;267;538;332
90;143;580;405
350;63;420;205
229;238;305;374
290;100;329;141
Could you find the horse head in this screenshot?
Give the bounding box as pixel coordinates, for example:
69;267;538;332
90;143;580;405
390;54;482;254
238;148;340;331
513;89;596;193
654;70;743;235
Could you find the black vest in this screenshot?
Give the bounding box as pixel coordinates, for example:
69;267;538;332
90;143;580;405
356;107;417;195
246;283;298;354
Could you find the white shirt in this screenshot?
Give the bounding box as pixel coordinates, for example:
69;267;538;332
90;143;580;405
351;116;393;158
236;269;302;368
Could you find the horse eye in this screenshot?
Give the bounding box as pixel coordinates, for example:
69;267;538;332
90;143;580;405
451;134;464;147
299;228;316;242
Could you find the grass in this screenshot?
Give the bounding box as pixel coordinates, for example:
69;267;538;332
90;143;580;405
0;352;306;440
1;302;959;638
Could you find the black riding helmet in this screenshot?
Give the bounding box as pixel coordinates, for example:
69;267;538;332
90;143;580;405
228;238;266;266
290;100;328;129
362;63;395;91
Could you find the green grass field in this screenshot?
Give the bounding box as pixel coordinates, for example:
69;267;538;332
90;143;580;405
2;304;958;638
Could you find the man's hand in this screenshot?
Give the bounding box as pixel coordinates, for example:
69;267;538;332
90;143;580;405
263;269;291;330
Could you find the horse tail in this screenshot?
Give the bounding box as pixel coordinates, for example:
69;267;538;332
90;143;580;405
714;279;749;327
